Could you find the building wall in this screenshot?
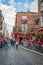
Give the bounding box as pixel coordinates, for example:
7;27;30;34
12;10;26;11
0;10;3;36
2;22;6;37
0;10;6;38
38;0;43;27
15;12;38;32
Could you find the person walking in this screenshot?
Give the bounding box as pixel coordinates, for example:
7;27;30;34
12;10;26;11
11;38;16;46
0;40;2;48
16;40;19;50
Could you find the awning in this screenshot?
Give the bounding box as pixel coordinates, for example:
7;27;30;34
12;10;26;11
37;27;43;31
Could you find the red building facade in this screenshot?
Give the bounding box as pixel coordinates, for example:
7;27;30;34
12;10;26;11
14;12;38;40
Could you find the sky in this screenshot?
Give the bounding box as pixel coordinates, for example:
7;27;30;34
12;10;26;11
0;0;38;34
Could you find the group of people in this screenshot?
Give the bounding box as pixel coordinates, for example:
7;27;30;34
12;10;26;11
0;37;24;49
0;36;34;49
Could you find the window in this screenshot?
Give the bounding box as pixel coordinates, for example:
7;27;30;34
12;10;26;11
41;1;43;11
35;17;39;25
40;16;43;26
41;1;43;6
22;16;27;20
0;33;2;37
36;25;38;28
22;24;27;31
0;18;3;22
22;16;27;24
41;16;43;22
0;10;2;14
41;7;43;11
0;15;3;22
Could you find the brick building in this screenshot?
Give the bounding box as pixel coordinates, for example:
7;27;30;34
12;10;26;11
13;12;38;40
15;12;38;33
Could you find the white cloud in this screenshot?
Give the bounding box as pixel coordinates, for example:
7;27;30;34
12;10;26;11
0;3;16;33
17;2;22;7
9;0;15;6
30;0;38;12
24;2;29;9
9;0;22;7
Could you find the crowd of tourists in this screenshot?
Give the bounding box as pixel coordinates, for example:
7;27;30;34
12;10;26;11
0;36;42;50
0;37;24;49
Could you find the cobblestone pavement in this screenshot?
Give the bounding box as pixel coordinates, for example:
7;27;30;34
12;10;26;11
0;47;43;65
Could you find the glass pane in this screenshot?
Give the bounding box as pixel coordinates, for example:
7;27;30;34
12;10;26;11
25;24;27;31
22;16;27;19
41;1;43;6
22;24;24;31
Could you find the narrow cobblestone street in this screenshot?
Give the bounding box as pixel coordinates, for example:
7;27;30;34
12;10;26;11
0;47;43;65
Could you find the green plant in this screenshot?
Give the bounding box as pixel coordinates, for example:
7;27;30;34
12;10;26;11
35;35;40;41
39;33;43;38
35;33;43;41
